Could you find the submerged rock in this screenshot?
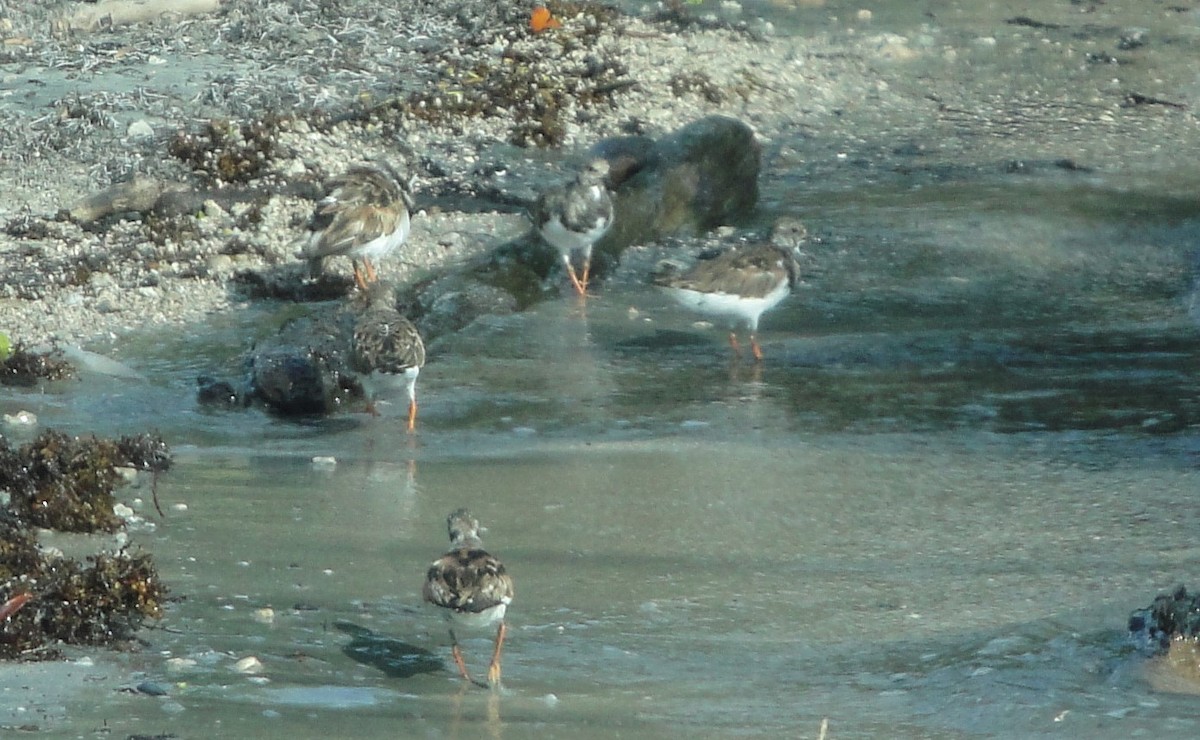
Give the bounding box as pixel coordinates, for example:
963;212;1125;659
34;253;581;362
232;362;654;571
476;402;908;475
199;296;378;417
1128;585;1200;654
245;309;361;416
601;114;761;246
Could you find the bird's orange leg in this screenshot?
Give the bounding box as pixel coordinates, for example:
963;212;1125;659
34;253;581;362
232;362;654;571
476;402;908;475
352;262;370;292
728;332;743;359
562;254;587;297
750;334;764;363
364;258;379;284
487;621;507;689
565;265;586;296
406;398;418;433
450;630;474;684
578;257;591;295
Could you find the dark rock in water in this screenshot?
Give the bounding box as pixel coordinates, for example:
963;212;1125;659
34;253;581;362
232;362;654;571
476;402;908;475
250;350;346;415
134;680;171;697
198;304;365;418
246;310;361;416
1128;585;1200;654
601;114;760;248
196;375;246;408
403;272;519;341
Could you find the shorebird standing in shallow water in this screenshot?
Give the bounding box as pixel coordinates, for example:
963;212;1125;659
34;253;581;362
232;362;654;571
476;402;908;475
300;160;415;291
532;158;614;297
654;237;802;362
423;508;514;688
350;283;425;431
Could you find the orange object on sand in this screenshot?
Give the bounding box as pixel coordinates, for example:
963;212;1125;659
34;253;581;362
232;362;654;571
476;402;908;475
530;6;562;32
0;592;32;621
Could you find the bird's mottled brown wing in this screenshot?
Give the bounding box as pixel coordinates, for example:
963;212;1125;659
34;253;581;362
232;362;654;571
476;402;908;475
531;169;612;234
352;308;426;375
530;188;564;231
303;164;411;259
656;244;797;298
306;203;406;259
423;548;514;615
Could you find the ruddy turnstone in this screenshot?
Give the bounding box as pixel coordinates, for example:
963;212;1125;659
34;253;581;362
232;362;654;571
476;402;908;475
300;160;414;291
423;508;514;688
531;158;614;296
350;283;426;431
654;240;801;362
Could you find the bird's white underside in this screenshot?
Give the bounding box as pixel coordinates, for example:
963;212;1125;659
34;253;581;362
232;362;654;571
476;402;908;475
444;601;509;631
361;366;420;403
540;215;608;257
663;279;791;331
343;210;411;260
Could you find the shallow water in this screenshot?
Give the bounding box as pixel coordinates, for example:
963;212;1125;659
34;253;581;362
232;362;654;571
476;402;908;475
7;273;1200;738
6;1;1200;738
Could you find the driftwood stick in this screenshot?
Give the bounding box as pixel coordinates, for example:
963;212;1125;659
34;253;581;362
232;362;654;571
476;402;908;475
69;177;320;223
69;177;184;222
59;0;222;33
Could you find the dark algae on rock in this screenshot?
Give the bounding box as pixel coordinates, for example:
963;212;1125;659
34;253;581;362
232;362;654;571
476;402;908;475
0;345;75;387
1129;585;1200;654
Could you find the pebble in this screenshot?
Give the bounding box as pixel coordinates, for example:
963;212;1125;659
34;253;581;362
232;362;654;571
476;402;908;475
311;456;337;470
136;681;170;696
113;503;136;520
126;120;154;140
251;607;275;624
233;656;264;674
3;410;36;426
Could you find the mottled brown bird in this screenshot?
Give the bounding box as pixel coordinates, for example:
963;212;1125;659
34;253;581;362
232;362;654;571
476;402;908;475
300;161;414;291
423;508;514;688
531;159;614;296
654;240;801;361
350;283;425;431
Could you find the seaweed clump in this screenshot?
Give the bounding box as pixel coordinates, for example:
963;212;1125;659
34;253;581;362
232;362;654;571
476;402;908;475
167;116;287;184
0;520;166;659
0;431;171;659
1;431;170;532
0;344;75;387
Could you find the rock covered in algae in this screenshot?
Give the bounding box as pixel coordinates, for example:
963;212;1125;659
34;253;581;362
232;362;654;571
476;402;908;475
1129;585;1200;654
